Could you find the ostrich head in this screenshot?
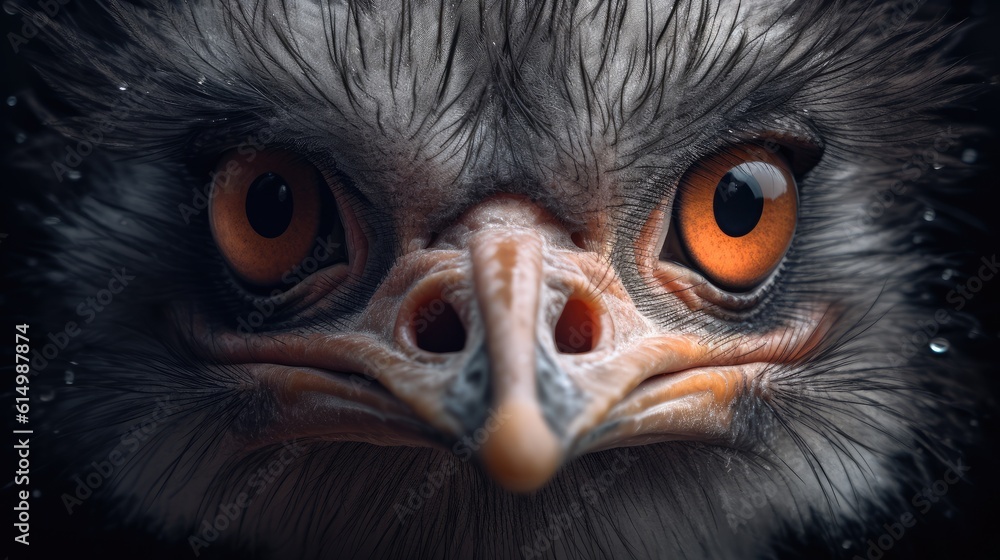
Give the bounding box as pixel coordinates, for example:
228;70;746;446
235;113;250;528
2;0;996;558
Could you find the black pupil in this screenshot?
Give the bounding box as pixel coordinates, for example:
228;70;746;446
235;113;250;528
245;172;293;238
712;166;764;237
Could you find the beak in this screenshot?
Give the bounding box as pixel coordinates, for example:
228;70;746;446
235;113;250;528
209;195;826;492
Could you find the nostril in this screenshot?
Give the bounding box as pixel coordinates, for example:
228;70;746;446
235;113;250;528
414;296;467;353
554;298;600;354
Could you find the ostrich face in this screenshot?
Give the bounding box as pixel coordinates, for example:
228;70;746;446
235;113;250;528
178;0;833;491
202;143;824;475
7;0;990;558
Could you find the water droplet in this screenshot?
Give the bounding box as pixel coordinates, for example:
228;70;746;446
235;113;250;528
118;82;129;91
942;268;957;280
922;208;936;222
66;169;82;181
43;216;60;226
3;2;16;15
70;360;78;365
39;389;56;402
197;75;207;85
932;162;944;170
6;95;16;106
929;338;949;354
841;540;852;550
15;131;26;143
961;148;978;164
64;369;75;385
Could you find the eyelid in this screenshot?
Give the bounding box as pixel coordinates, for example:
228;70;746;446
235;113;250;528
744;123;824;176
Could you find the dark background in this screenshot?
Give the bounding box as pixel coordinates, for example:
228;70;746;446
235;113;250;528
1;1;999;559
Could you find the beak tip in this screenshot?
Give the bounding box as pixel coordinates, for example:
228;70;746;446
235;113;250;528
478;401;563;492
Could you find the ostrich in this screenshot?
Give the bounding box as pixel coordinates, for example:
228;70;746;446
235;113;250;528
1;0;998;558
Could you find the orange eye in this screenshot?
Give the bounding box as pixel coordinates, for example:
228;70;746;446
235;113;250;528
663;145;798;292
209;149;347;288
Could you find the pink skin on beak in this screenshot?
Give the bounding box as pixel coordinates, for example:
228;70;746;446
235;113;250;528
196;195;827;492
467;229;562;489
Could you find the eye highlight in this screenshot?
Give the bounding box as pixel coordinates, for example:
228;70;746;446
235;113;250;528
209;149;348;289
661;144;798;292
